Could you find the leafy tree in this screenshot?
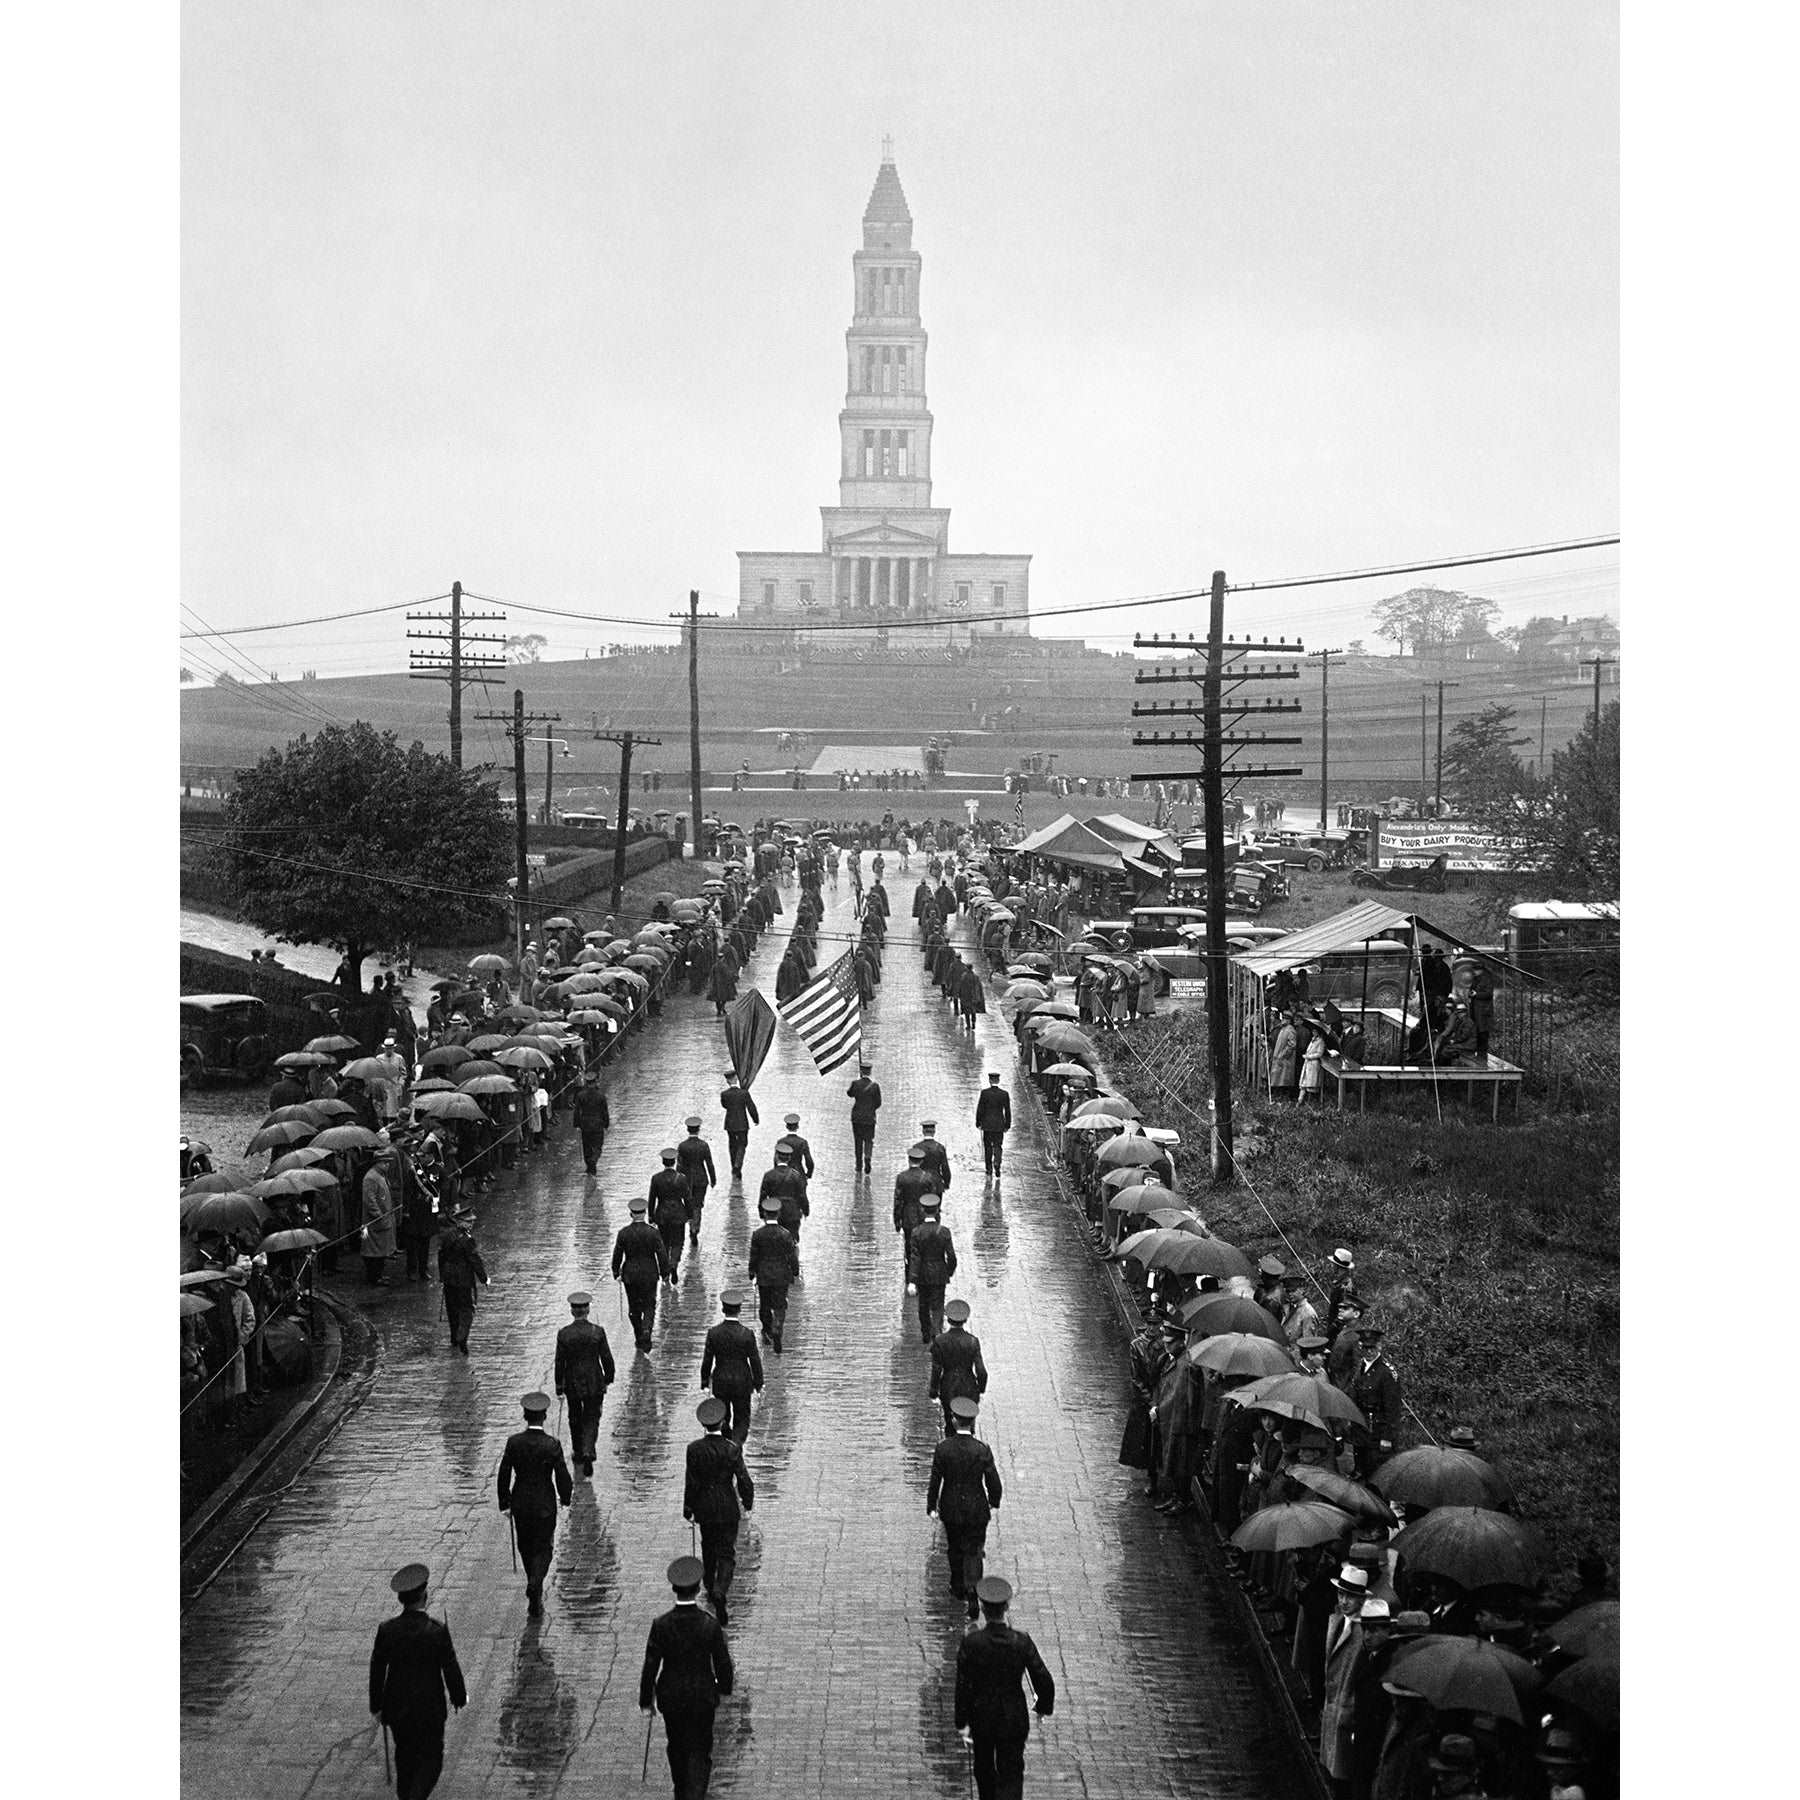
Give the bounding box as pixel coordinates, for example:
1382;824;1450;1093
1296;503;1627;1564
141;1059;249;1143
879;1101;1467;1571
1371;587;1469;657
507;633;547;663
212;723;511;993
1442;702;1531;820
1501;702;1619;898
1346;638;1367;656
181;665;196;684
1453;596;1500;643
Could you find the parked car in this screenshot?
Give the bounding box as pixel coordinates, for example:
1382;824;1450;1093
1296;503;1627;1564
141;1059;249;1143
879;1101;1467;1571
181;994;272;1089
1238;832;1339;874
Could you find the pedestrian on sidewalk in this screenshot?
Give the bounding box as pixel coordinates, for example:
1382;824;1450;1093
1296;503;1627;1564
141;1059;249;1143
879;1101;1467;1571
497;1391;573;1617
928;1298;989;1432
910;1193;958;1345
700;1291;763;1445
846;1060;882;1175
612;1197;674;1354
747;1198;799;1353
573;1074;611;1175
718;1071;758;1179
974;1072;1010;1179
368;1562;466;1800
955;1576;1055;1800
437;1209;489;1355
683;1398;755;1626
650;1148;693;1276
926;1396;1002;1618
554;1291;616;1479
639;1555;734;1800
676;1117;718;1246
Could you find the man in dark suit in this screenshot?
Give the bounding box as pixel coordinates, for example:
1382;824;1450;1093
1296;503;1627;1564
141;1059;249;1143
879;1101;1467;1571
717;1071;759;1179
699;1291;763;1445
954;1576;1055;1800
683;1398;755;1626
650;1148;693;1275
369;1562;466;1800
436;1208;488;1357
910;1193;959;1346
929;1297;989;1432
611;1197;674;1353
892;1146;939;1292
757;1144;809;1248
640;1554;735;1799
774;1111;814;1181
498;1391;574;1615
974;1072;1011;1178
927;1396;1003;1618
675;1117;718;1246
746;1196;800;1353
572;1074;611;1175
846;1061;882;1175
553;1291;615;1478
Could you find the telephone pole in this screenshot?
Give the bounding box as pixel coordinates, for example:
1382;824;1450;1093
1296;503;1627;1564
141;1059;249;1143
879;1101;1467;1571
1310;648;1340;830
408;581;506;768
1130;579;1302;1182
1537;695;1548;777
1581;656;1615;734
671;591;719;858
1433;680;1459;819
476;691;561;961
1420;692;1428;813
593;730;664;911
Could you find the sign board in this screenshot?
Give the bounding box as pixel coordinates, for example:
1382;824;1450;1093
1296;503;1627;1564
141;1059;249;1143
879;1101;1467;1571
526;853;548;869
1169;978;1208;1000
1374;821;1515;873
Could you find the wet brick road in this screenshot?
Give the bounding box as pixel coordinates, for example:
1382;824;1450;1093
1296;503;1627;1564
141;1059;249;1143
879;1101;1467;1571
181;866;1306;1797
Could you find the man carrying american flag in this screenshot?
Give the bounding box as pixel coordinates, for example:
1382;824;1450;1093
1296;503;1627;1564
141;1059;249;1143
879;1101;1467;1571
778;950;863;1075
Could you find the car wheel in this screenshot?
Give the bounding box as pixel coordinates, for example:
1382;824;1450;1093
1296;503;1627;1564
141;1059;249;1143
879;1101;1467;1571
1370;982;1403;1011
235;1035;272;1082
1305;855;1326;873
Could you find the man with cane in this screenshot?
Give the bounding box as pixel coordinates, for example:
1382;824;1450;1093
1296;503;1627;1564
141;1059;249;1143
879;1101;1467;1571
554;1291;616;1479
640;1554;734;1798
683;1396;755;1627
369;1562;466;1799
498;1391;573;1617
954;1576;1056;1800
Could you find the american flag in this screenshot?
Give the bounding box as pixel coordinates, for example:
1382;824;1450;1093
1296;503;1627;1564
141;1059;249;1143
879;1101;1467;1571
778;950;863;1074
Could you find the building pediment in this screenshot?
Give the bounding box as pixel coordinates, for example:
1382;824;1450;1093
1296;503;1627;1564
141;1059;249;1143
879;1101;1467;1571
828;521;942;551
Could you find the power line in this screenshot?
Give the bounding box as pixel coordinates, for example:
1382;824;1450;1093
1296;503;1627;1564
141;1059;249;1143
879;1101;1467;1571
178;595;450;640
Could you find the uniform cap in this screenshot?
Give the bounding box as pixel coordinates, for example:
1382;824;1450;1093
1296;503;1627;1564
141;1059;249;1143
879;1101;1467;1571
697;1397;728;1428
949;1396;979;1422
1257;1255;1286;1279
1297;1334;1329;1353
1446;1423;1479;1449
920;1119;937;1132
660;1146;678;1162
987;1072;1001;1081
724;1069;738;1080
1538;1728;1587;1767
975;1576;1013;1607
521;1391;552;1417
720;1289;745;1311
685;1115;702;1130
628;1197;649;1215
772;1144;791;1160
758;1195;782;1215
907;1146;926;1161
390;1563;430;1596
783;1112;800;1127
919;1193;941;1211
858;1062;872;1073
568;1291;593;1310
945;1299;971;1323
667;1555;706;1592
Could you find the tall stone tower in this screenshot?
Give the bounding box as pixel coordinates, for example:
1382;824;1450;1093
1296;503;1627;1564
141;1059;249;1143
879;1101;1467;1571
737;151;1030;642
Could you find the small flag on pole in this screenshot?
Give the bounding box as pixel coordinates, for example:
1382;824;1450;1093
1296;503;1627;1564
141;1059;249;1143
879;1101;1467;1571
778;951;862;1074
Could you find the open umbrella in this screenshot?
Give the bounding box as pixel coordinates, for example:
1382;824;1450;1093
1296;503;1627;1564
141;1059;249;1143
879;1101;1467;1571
1371;1447;1515;1511
273;1050;332;1071
267;1146;335;1174
1060;1114;1121;1133
259;1226;327;1256
1230;1501;1355;1553
1077;1094;1143;1121
409;1076;458;1095
469;954;510;974
1133;1233;1254;1282
179;1292;216;1317
304;1034;359;1055
182;1170;252;1195
460;1074;519;1097
1003;980;1052;1002
1285;1464;1397;1526
261;1103;332;1128
308;1097;357;1119
605;969;649;992
671;900;705;921
1384;1636;1542;1725
453;1060;505;1084
183;1191;271;1237
245;1119;319;1155
180;1268;229;1288
419;1045;474;1071
623;953;664;973
1032;1023;1099;1062
1548;1600;1619;1659
543;916;577;931
413;1090;486;1122
339;1057;387;1081
1145;1208;1206;1233
467;1033;515;1054
1028;1001;1080;1020
1232;1373;1368;1429
495;1003;547;1024
1180;1292;1285;1342
309;1123;385;1152
1097;1136;1169;1172
248;1169;338;1199
1185;1332;1298;1379
1106;1183;1184;1215
1392;1506;1549;1591
497;1046;552;1071
1544;1649;1618;1725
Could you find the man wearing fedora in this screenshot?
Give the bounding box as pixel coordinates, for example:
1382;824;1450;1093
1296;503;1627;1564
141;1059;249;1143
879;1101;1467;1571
640;1554;734;1799
683;1397;755;1627
554;1291;615;1478
498;1391;573;1616
1319;1563;1373;1798
369;1561;466;1800
1426;1732;1491;1798
954;1575;1055;1800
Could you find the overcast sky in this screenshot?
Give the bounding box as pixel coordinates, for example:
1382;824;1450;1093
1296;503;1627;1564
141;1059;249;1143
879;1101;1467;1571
181;1;1618;679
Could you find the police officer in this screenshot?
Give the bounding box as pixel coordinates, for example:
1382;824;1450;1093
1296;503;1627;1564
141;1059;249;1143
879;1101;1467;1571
683;1398;755;1627
892;1145;938;1293
912;1119;952;1193
497;1391;574;1616
746;1195;800;1353
758;1143;809;1248
436;1208;488;1357
368;1562;466;1800
926;1396;1002;1618
1347;1318;1403;1476
774;1111;814;1180
846;1060;882;1175
675;1117;718;1247
974;1072;1011;1179
699;1290;763;1445
910;1192;959;1345
929;1297;989;1432
573;1073;611;1176
718;1070;759;1179
954;1576;1055;1800
554;1291;616;1478
640;1554;734;1799
650;1148;693;1274
612;1197;674;1354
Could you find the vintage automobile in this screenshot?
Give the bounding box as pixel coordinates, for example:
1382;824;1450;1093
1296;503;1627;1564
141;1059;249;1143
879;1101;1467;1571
1352;853;1450;894
1237;831;1344;874
180;993;272;1088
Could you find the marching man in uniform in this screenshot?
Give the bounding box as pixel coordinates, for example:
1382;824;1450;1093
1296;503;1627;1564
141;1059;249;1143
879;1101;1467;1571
640;1554;735;1799
683;1397;755;1627
554;1290;615;1478
368;1561;466;1800
718;1071;759;1180
929;1297;989;1432
955;1575;1056;1800
699;1290;763;1445
974;1073;1011;1180
497;1390;574;1616
927;1395;1003;1619
612;1196;674;1354
747;1194;800;1353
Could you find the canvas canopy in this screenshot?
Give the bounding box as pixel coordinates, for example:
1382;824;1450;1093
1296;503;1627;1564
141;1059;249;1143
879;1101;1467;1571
1084;814;1180;860
1231;901;1531;981
1010;813;1130;873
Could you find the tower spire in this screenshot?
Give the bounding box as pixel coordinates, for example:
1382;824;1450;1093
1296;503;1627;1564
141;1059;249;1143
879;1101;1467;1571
881;133;894;163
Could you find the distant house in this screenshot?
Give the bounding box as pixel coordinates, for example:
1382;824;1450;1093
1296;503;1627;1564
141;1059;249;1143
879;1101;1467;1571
1542;615;1621;672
